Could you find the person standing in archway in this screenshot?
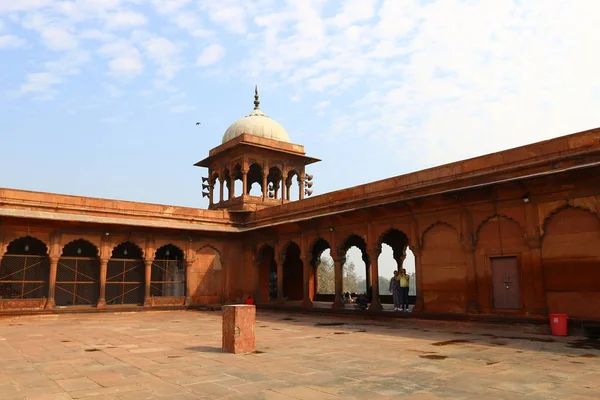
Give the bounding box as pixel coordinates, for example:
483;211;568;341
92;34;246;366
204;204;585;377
399;268;410;311
389;270;401;311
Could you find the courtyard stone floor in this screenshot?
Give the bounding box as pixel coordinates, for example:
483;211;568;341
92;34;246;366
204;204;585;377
0;310;599;400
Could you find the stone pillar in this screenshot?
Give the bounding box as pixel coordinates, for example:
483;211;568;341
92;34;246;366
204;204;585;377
97;258;108;308
276;253;283;302
219;179;224;204
230;177;235;198
464;243;480;314
46;256;59;309
262;174;267;200
527;237;547;315
281;177;286;202
222;305;256;354
299;177;305;200
253;260;261;303
144;258;153;307
412;247;424;312
332;257;344;309
368;250;383;312
184;260;193;306
242;170;248;197
209;178;214;207
301;256;313;308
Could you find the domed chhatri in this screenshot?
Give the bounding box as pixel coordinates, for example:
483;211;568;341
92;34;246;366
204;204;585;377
221;86;290;144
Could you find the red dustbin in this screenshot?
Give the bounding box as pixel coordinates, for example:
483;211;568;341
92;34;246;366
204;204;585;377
244;297;254;305
549;314;568;336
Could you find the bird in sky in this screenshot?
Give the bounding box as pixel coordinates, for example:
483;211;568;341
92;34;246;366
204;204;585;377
196;122;201;125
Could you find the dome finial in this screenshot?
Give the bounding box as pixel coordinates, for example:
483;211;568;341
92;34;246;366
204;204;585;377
254;85;260;110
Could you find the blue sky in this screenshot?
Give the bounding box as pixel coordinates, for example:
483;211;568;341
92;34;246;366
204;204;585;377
1;0;599;213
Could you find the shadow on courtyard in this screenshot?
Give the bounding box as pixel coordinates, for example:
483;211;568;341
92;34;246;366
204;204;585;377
200;309;600;357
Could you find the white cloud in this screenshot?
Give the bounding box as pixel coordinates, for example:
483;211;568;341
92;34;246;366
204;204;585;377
143;37;181;80
200;0;247;34
40;26;78;51
196;44;224;66
80;29;115;41
169;104;194;113
105;11;147;30
151;0;191;15
0;0;52;13
0;34;26;48
20;72;61;97
99;39;143;78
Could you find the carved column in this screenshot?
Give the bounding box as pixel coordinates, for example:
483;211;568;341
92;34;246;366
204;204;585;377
301;255;313;308
298;176;305;200
368;248;383;311
463;242;480;314
275;252;283;302
281;176;286;202
46;256;59;309
253;258;261;303
527;237;546;315
411;247;424;312
209;177;214;207
262;173;268;200
97;258;108;308
184;259;193;306
331;256;345;309
219;178;224;204
230;176;235;198
242;169;248;197
143;258;153;307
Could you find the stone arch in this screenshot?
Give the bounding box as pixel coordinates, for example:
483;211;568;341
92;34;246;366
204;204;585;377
281;241;303;301
421;221;460;248
188;245;223;305
56;238;100;306
541;204;600;238
61;238;99;257
267;166;283;199
475;214;526;245
0;236;50;300
111;241;144;260
541;206;600;319
221;168;231;200
286;169;300;201
211;171;221;203
6;236;49;256
256;244;277;303
247;162;264;197
152;244;186;298
339;234;370;297
377;229;415;300
421;222;467;313
231;164;243;198
310;238;333;298
106;241;145;305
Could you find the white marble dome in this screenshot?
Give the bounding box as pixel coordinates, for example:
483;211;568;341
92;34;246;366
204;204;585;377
221;88;290;144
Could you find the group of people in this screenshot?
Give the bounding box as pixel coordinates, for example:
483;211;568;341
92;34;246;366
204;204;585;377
389;269;410;311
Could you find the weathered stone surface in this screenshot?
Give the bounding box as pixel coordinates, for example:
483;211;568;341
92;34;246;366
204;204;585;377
222;305;256;354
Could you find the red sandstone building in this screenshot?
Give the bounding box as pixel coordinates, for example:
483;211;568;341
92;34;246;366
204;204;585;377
1;90;599;321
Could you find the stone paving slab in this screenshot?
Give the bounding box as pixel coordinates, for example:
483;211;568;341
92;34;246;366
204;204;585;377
0;310;599;399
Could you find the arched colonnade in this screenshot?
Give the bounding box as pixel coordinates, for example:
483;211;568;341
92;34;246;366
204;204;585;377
0;237;189;308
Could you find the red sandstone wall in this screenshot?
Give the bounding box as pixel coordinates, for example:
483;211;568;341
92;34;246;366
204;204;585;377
542;207;600;319
420;223;468;313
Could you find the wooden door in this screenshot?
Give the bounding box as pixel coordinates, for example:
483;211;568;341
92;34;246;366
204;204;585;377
491;257;521;309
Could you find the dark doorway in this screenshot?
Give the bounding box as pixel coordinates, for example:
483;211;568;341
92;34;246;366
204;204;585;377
491;256;521;309
257;245;277;303
0;236;49;299
282;242;303;301
152;244;185;297
56;239;100;306
106;242;145;305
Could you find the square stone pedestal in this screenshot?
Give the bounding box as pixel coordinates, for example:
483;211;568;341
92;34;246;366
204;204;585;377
222;305;256;354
